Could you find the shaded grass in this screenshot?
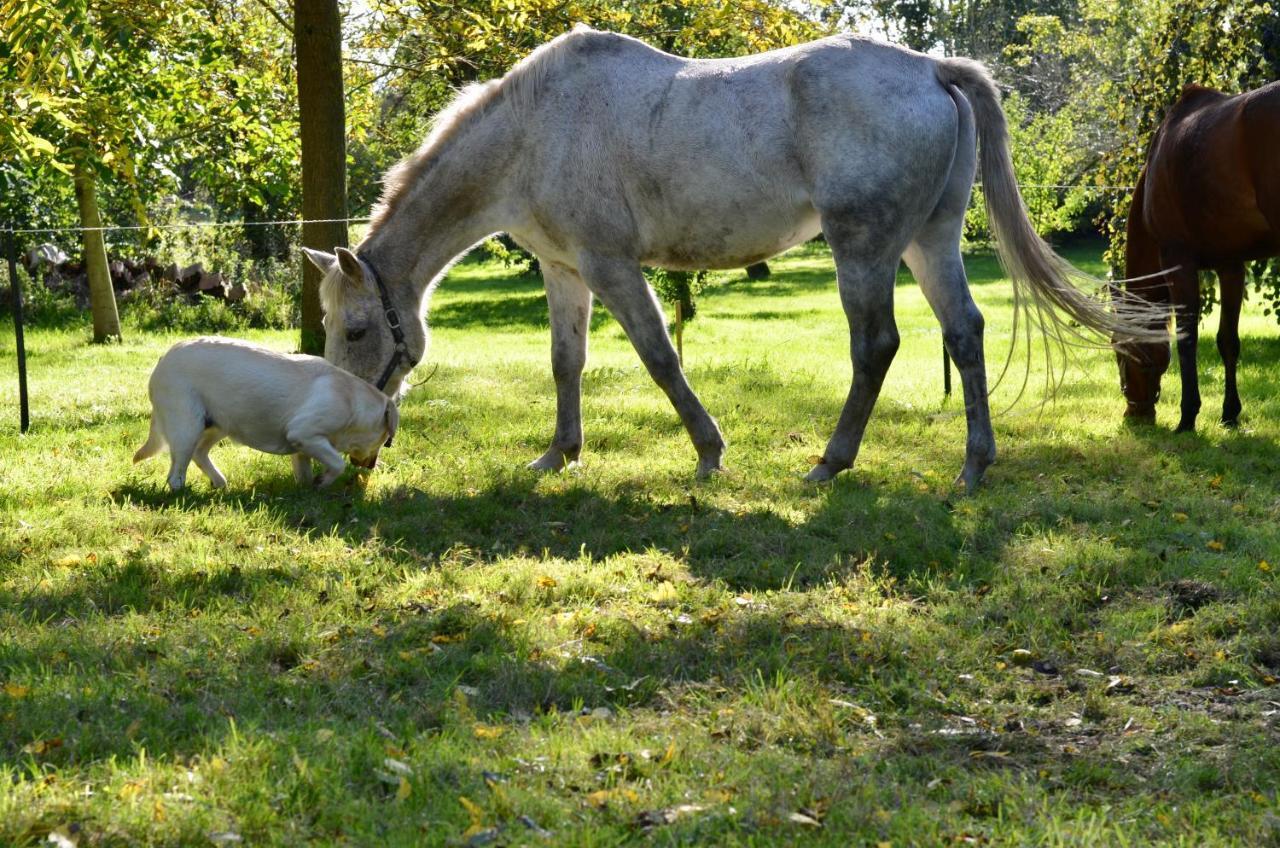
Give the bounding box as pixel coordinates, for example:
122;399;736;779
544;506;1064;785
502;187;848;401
3;241;1280;845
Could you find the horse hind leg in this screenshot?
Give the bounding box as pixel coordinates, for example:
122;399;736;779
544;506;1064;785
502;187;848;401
1168;263;1202;433
530;262;593;472
577;253;725;478
1216;264;1245;427
904;235;994;492
806;216;902;483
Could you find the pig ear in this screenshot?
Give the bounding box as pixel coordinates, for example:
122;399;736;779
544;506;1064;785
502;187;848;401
384;399;400;446
301;247;337;274
335;247;370;288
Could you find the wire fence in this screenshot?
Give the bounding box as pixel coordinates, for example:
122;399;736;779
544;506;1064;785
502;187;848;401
0;217;373;236
3;180;1145;435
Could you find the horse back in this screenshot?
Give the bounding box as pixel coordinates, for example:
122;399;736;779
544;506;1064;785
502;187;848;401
1142;83;1278;262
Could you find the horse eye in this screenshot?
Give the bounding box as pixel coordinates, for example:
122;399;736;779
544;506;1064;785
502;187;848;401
346;328;367;342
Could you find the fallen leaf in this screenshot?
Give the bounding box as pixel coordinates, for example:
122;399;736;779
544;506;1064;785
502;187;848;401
517;814;552;838
473;724;505;739
1172;512;1189;522
463;825;499;845
1010;649;1035;667
1106;675;1136;695
586;788;639;807
788;811;822;827
3;682;30;699
396;776;411;801
315;728;335;743
23;737;62;756
1206;540;1225;552
1260;560;1272;573
383;757;413;777
635;804;707;828
536;575;557;588
459;794;485;827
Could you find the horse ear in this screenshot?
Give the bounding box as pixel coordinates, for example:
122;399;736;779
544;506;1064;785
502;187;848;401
335;247;369;287
301;247;337;274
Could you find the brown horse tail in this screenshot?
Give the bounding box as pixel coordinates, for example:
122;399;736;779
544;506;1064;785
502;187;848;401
935;57;1170;349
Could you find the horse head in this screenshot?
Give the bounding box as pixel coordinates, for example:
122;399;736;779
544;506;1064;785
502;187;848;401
1115;338;1170;423
303;247;425;399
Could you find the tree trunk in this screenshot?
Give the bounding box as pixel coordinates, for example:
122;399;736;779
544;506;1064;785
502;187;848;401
73;160;121;343
294;0;347;355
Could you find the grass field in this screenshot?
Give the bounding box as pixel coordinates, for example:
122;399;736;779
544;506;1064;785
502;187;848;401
3;241;1280;846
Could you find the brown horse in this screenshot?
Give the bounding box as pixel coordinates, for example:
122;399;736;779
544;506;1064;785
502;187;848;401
1118;80;1280;431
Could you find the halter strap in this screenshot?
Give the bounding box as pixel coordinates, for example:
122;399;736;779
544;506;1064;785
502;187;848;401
358;253;416;392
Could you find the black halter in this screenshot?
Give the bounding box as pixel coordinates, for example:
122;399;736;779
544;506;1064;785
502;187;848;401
358;253;416;392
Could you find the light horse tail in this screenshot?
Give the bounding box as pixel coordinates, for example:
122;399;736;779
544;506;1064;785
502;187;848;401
935;57;1170;350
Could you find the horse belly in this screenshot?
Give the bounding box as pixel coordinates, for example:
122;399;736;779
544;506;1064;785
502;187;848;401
643;204;823;270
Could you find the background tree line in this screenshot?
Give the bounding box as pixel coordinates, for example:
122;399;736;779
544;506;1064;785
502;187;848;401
2;0;1277;329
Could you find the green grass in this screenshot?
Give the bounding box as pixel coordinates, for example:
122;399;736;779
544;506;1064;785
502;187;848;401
3;241;1280;845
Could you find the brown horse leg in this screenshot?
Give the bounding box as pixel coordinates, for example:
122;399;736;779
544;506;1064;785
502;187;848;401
1169;264;1202;433
1216;264;1245;427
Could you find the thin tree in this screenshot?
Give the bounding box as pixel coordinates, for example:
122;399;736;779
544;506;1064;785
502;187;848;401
294;0;348;354
73;160;121;343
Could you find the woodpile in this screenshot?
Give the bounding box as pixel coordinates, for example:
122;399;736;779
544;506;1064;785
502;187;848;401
22;243;248;309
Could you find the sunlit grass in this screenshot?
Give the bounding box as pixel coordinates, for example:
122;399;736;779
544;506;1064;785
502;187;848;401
2;241;1279;845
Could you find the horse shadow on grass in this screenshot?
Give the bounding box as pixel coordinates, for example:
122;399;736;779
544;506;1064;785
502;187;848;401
13;422;1280;799
110;464;973;596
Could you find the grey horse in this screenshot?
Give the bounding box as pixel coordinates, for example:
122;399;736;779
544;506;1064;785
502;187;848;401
304;26;1165;490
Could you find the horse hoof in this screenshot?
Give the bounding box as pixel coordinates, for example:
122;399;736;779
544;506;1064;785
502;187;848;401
696;461;725;480
528;447;581;472
803;462;841;483
1174;420;1196;434
1221;418;1239;429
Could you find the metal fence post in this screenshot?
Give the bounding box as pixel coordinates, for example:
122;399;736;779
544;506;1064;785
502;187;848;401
5;228;30;433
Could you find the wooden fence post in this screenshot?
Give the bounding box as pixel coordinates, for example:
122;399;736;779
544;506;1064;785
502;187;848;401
5;229;30;432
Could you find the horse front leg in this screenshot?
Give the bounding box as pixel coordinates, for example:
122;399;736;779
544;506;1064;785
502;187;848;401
530;262;593;471
1216;264;1245;427
806;222;901;483
578;253;725;478
1170;264;1202;433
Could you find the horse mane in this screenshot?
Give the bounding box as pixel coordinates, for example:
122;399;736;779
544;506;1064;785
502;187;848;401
368;24;600;231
